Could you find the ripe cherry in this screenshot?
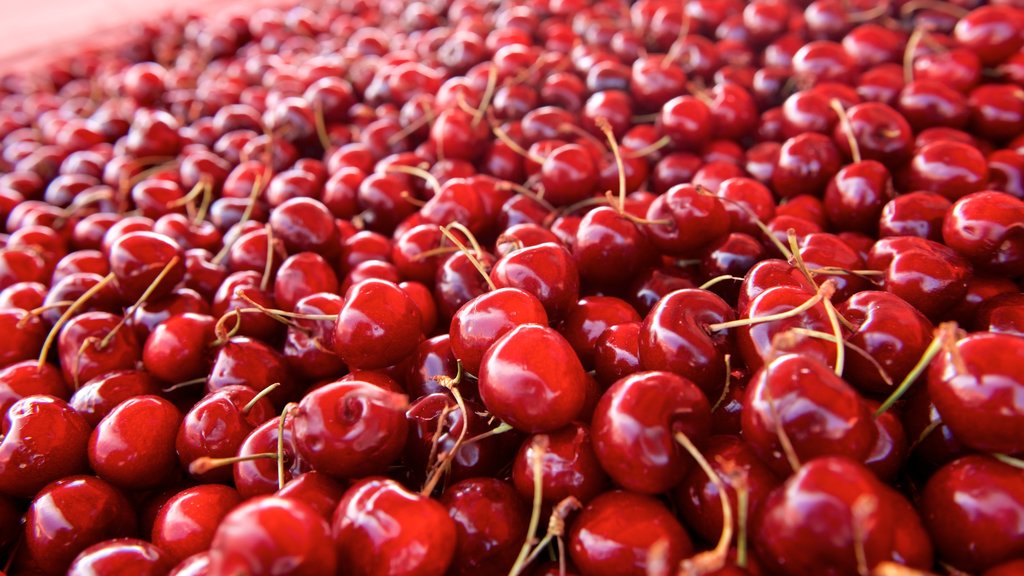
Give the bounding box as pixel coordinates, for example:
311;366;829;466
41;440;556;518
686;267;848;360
68;538;172;576
0;395;90;498
443;478;529;576
152;484;244;566
334;279;424;370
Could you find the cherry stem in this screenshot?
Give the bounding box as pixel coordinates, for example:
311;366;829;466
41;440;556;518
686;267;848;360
490;121;544;163
194;180;213;225
16;300;75;328
701;187;793;260
764;383;802;473
622;135;671;159
903;27;927;84
521;496;582;568
851;495;877;576
662;14;692;69
708;280;835;332
421;363;470;496
993;453;1024;470
213;172;266;265
387;107;434;146
783;328;895;388
260;224;275;292
162;377;207;393
594;117;627;212
736;477;750;568
242;383;280;416
189;452;276;475
473;64;498;128
462;421;514;445
847;2;890;22
100;255;182;350
699;275;745;291
872;562;936;576
36;272;116;372
787;229;819;290
498;181;556;213
874;322;959;416
438;225;496;291
509;435;549;576
278;403;297;490
675;430;734;575
313;100;332;151
385;164;441;197
822;297;846;377
711;353;733;413
830;98;861;164
630;112;658;124
900;0;968;19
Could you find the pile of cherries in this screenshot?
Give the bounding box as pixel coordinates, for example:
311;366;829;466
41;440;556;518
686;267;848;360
0;0;1023;574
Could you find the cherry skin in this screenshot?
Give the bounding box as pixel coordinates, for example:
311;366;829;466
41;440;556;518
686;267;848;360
334;477;457;576
646;184;731;256
866;237;971;321
334;279;424;370
490;242;580;321
23;475;137;575
88;395;184;490
67;538;172;576
276;471;347;521
107;230;185;303
593;322;642;389
559;296;641;371
771;132;841;199
754;457;933;575
233;413;311;499
568;490;693;576
878;191;951;243
207;336;296;409
176;385;276;484
0;360;68;418
823;160;893;235
478;324;587;433
907;140;989;202
293;380;409;480
921;455;1024;573
449;287;549;376
142;312;215;384
403;392;505;486
591;371;711;494
152;484;244;566
735;284;836;373
639;288;736;400
442;478;530;576
928;332;1024;455
210;495;337;576
742;354;877;477
0;395;90;498
942;191;1024;277
573;206;654;289
512;422;609;506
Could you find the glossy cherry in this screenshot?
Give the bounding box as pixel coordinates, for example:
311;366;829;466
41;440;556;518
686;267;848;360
88;395;183;490
0;395;90;498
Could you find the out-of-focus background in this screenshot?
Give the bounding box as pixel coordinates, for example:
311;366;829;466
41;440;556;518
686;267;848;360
0;0;287;72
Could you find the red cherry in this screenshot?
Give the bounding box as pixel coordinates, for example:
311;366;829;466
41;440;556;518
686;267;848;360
512;422;609;505
108;231;185;303
142;312;215;384
559;296;641;371
490;242;580;321
568;490;693;576
0;395;90;498
89;395;183;490
69;369;161;427
450;287;549;376
942;191;1024;277
591;371;711;494
907;140;989;201
207;336;296;409
646;184;731;256
210;495;337;576
152;484;243;566
68;538;172;576
334;477;456;576
293;380;409;479
478;324;587;433
922;455;1024;572
24;475;137;575
334;279;424;370
0;360;69;418
443;478;529;576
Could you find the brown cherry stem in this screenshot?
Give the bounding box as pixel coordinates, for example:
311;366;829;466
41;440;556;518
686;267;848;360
699;275;745;291
213;172;266;265
676;428;734;575
260;224;275;292
622;135;671;159
189;452;276;476
385;163;442;198
521;496;583;568
594;117;627;212
100;255;182;350
313;100;332;151
162;377;208;393
16;301;75;328
473;64;498;128
509;435;550;576
421;363;470;496
278;403;298;490
830;98;862;164
711;353;733;413
874;322;959;416
903;27;927;84
708;280;836;333
36;272;116;372
438;225;497;291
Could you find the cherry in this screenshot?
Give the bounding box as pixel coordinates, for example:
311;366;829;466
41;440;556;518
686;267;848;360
69;369;161;427
67;538;173;576
334;278;424;370
907;140;989;201
559;296;641;371
568;490;693;576
942;191;1024;277
743;354;877;476
866;236;971;321
593;322;642;389
490;241;579;321
754;457;933;575
0;360;68;417
954;5;1024;66
207;336;296;409
143;312;215;384
404;392;505;486
823;160;894;235
0;395;90;498
512;421;608;506
334;477;456;576
928;331;1024;454
232;412;310;499
276;471;346;521
878;191;951;243
108;231;185;303
23;475;137;575
274;252;340;312
574;206;653;289
591;370;711;494
450;287;549;376
771;132;841;199
152;484;243;566
176;385;276;484
293;379;409;479
88;394;182;491
478;324;587;433
921;455;1024;573
210;495;337;575
539;143;597;206
443;478;530;576
734;283;837;373
646;184;731;256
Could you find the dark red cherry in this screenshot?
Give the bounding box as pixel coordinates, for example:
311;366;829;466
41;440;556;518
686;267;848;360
490;242;580;321
771;133;841;199
954;5;1024;66
878;191;951;242
89;395;183;490
0;395;90;498
334;477;456;576
591;371;711;494
478;324;587;433
293;380;409;479
569;490;693;576
646;184;730;256
233;413;310;499
559;296;641;371
823;160;894;235
450;287;549;376
928;332;1024;455
143;313;215;384
0;308;46;369
867;236;971;321
68;538;172;576
907;140;989;201
24;475;136;574
922;455;1024;572
210;495;337;576
512;422;609;505
942;191;1024;277
743;354;877;476
754;457;933;575
108;231;185;303
152;484;243;566
207;336;296;408
0;360;68;418
443;478;529;576
574;206;653;288
593;322;642;389
69;369;160;427
334;279;424;370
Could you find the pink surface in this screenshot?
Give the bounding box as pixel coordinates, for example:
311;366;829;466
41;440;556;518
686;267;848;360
0;0;292;73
